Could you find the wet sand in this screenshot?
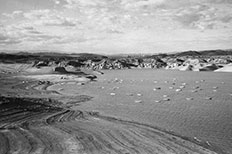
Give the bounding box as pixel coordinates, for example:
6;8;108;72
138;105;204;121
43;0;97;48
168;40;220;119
0;69;231;154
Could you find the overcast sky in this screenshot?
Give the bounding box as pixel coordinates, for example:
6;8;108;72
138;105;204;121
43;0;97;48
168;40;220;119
0;0;232;54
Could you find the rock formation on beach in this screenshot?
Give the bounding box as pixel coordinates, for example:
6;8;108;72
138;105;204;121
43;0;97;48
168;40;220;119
2;49;232;72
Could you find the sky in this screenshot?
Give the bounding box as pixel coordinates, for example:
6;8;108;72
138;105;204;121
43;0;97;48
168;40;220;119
0;0;232;54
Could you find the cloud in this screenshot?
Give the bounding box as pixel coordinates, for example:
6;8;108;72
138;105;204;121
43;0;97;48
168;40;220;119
2;10;24;18
25;34;60;42
172;3;232;30
64;0;104;7
51;0;60;5
121;0;166;10
0;35;21;45
23;9;51;20
175;12;202;27
1;0;232;53
41;17;76;27
205;0;232;4
0;29;21;45
3;9;77;28
0;23;62;46
220;16;232;23
8;9;78;27
63;0;104;9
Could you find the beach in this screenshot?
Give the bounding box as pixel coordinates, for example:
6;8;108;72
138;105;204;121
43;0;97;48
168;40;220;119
54;69;232;153
1;68;231;154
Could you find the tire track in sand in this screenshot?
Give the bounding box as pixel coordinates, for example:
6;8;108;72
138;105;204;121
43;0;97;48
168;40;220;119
0;96;224;154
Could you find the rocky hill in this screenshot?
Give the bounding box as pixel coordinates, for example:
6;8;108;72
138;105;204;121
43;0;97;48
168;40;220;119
0;49;232;72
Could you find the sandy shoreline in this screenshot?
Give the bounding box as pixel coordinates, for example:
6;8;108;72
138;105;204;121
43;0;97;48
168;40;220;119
0;95;221;154
0;69;231;154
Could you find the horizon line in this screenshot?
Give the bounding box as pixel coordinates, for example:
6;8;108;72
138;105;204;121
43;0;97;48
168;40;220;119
0;48;232;56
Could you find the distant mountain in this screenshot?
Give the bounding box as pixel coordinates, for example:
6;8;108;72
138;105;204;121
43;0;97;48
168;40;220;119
174;51;201;57
0;49;232;63
70;53;108;60
200;50;232;56
0;52;108;63
170;49;232;57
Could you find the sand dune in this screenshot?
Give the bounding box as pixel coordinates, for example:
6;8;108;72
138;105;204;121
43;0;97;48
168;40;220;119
0;63;32;73
23;74;92;83
214;63;232;72
24;66;54;74
0;96;219;154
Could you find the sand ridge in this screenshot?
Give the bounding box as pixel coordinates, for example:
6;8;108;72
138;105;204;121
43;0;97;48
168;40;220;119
0;96;221;154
